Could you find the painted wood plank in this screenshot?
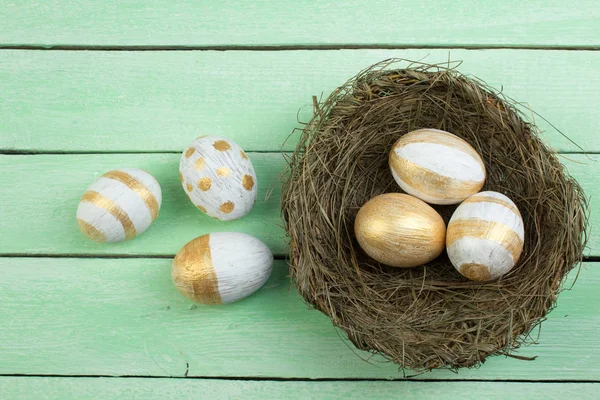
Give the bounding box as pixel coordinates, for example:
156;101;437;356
0;153;596;257
0;153;286;256
0;257;597;380
0;378;596;400
0;1;599;47
1;50;599;153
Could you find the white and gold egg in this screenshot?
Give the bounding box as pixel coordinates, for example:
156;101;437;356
180;136;257;221
389;128;486;205
354;193;446;268
76;168;162;243
172;232;274;304
447;191;525;281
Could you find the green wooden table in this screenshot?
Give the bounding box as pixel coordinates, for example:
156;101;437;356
1;2;599;399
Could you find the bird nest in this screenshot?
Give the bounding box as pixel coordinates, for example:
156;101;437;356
280;59;588;370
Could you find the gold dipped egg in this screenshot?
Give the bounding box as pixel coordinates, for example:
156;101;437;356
389;129;486;205
172;232;273;304
447;191;525;281
354;193;446;268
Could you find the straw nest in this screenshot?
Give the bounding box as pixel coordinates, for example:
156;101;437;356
281;60;588;370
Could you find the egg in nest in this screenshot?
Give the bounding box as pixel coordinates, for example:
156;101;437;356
389;128;486;205
354;193;446;268
447;191;525;281
180;136;257;221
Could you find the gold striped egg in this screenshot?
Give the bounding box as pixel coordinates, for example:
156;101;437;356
180;136;257;221
76;168;162;243
172;232;274;304
447;191;525;281
389;129;486;205
354;193;446;268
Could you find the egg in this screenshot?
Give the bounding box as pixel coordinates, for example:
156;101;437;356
389;128;486;205
354;193;446;268
447;191;525;281
76;168;162;243
179;136;257;221
172;232;273;304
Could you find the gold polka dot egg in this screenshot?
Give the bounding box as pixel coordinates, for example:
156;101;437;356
447;191;525;282
389;128;486;205
180;136;257;221
76;168;162;243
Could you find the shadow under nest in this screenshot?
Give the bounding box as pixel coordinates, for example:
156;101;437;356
280;60;588;370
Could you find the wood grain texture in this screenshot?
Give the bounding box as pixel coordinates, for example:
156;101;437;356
1;50;599;153
0;257;597;380
0;153;286;256
0;0;598;47
0;378;597;400
0;153;596;257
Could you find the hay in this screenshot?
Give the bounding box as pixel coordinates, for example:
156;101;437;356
280;59;588;370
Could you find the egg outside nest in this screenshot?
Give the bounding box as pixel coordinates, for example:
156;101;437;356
76;168;162;243
172;232;274;304
179;135;257;221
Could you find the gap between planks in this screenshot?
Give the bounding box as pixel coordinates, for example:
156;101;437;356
0;374;598;383
0;150;296;155
0;255;597;264
0;150;594;156
1;45;600;52
0;254;288;260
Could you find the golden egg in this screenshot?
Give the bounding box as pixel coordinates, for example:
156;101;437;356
389;128;486;205
447;191;524;281
354;193;446;268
